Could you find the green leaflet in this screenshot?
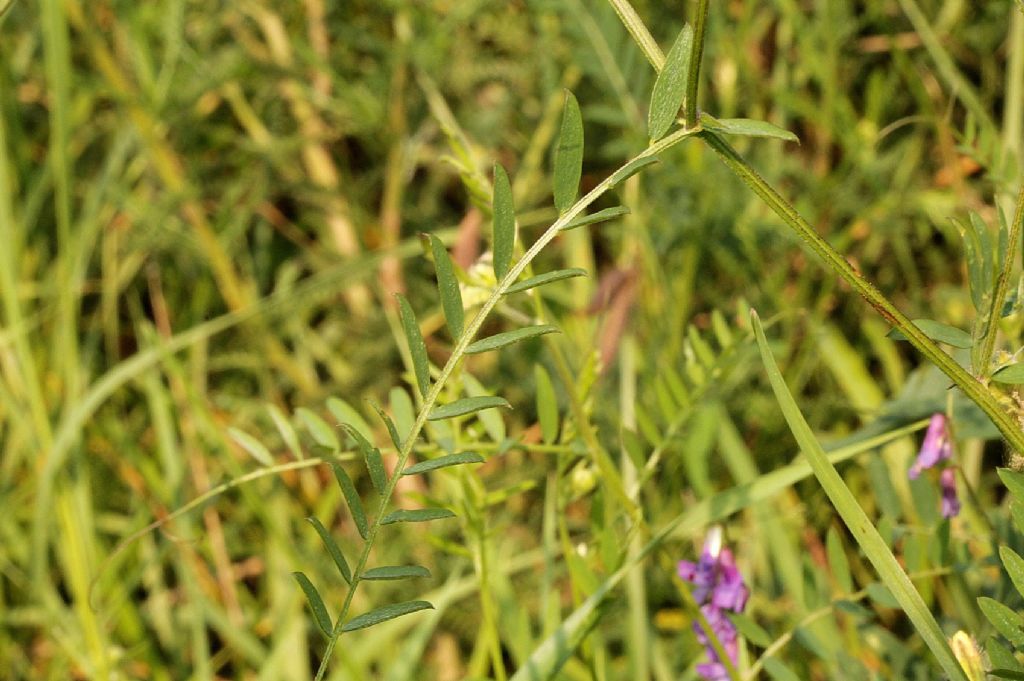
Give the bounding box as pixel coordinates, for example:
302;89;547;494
402;452;485;475
370;400;403;450
999;468;1024;503
505;268;587;295
325;397;373;442
751;311;969;681
268;403;304;460
341;600;434;632
993;362;1024;384
699;113;799;143
886;319;973;348
428;396;510;421
466;325;559;354
535;364;559;444
297;407;339;450
608;156;659;188
553;91;583;214
331;462;368;540
227;427;273;467
341;424;387;496
979;597;1024;647
562;206;630;231
648;23;692;141
362;565;431;580
396;294;431;398
380;508;456;524
306;517;351;584
1000;546;1024;601
430;234;464;339
492;164;515;280
763;658;801;681
292;572;333;637
726;612;771;648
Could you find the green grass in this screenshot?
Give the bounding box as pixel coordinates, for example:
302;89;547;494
1;0;1023;679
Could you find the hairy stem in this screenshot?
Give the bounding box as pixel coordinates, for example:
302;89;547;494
979;184;1024;375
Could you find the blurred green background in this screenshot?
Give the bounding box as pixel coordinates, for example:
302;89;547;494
1;0;1022;678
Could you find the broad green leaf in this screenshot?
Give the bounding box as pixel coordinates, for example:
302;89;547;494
466;325;559;354
980;597;1024;647
887;319;973;348
306;517;351;584
296;407;338;450
341;425;387;496
505;268;587;295
292;572;332;636
397;294;431;398
380;508;456;525
763;658;801;681
362;565;431;580
535;364;559;444
608;156;659;187
1001;546;1024;599
331;462;368;540
999;468;1024;504
562;206;630;231
267;403;303;460
826;527;853;594
370;400;403;450
700;113;799;143
430;234;464;338
326;397;373;442
403;452;485;475
428;396;510;421
553;91;583;214
228;427;273;467
751;310;970;681
648;23;693;141
341;600;434;632
993;362;1024;384
725;612;771;648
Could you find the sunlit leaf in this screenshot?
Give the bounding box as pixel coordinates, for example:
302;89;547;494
362;565;431;580
380;508;456;524
341;424;386;496
506;268;587;295
492;164;515;280
700;113;798;142
297;407;338;450
999;468;1024;505
428;396;510;421
980;597;1024;647
331;462;368;540
993;362;1024;384
267;403;303;460
326;397;373;442
306;517;351;584
397;294;431;398
562;206;630;231
726;612;771;648
763;658;801;681
292;572;332;637
553;91;583;214
228;427;273;466
430;234;464;339
648;23;692;141
341;600;434;632
466;325;559;354
402;452;485;475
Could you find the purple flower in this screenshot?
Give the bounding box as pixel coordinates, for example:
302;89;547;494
909;414;952;479
940;468;961;519
679;528;749;680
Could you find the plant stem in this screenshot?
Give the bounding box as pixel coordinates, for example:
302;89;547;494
313;124;704;679
702;130;1024;455
979;184;1024;375
684;0;710;127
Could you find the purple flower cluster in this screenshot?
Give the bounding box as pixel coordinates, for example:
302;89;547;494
909;414;960;518
678;527;749;680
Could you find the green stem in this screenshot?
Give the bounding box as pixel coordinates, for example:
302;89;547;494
313;124;704;679
979;184;1024;375
702;130;1024;456
606;0;664;70
684;0;710;127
